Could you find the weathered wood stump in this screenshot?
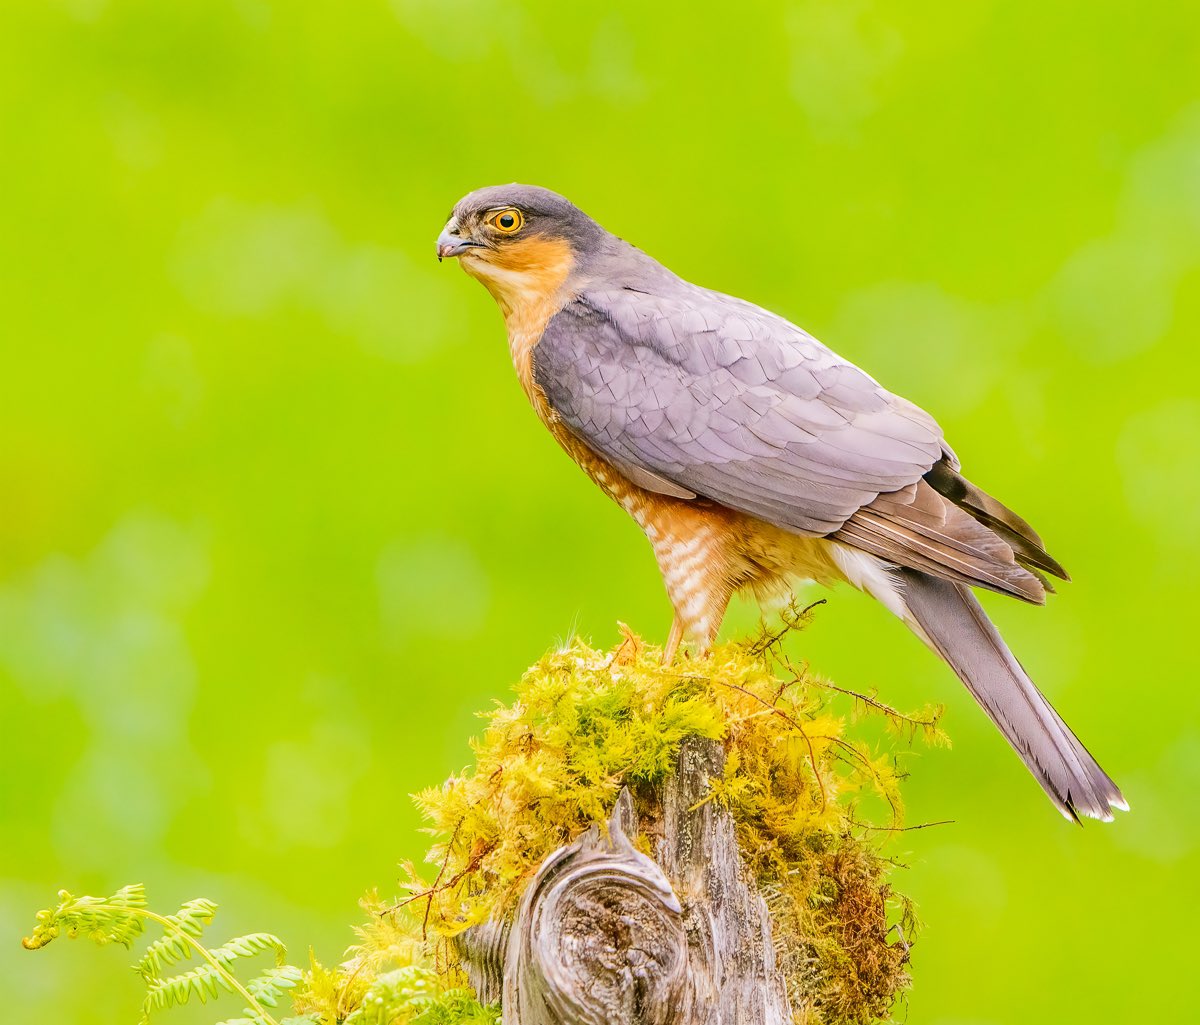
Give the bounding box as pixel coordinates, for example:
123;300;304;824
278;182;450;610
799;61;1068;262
458;736;792;1024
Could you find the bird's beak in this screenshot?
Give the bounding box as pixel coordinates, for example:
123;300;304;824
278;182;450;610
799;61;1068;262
436;227;479;262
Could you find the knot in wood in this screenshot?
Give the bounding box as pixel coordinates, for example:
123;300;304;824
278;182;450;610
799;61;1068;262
471;743;793;1024
508;791;693;1025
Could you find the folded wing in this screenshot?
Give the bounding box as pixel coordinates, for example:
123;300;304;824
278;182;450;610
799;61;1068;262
533;284;1064;601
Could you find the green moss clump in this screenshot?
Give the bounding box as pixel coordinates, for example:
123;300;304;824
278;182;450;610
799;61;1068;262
23;619;943;1025
385;621;945;1024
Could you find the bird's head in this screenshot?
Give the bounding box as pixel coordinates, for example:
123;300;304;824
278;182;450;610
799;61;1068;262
436;184;603;316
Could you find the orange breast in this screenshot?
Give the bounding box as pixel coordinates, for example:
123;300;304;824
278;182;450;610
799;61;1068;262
472;238;841;642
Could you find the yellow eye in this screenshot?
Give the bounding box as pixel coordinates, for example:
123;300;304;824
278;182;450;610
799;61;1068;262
489;208;523;233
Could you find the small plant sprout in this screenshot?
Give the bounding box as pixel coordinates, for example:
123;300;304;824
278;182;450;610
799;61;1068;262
22;884;313;1025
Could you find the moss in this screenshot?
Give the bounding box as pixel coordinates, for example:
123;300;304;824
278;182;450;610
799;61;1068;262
24;617;941;1025
290;615;944;1024
334;966;497;1025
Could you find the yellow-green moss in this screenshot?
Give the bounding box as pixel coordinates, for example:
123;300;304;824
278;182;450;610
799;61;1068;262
272;620;943;1023
24;620;943;1025
386;621;945;1024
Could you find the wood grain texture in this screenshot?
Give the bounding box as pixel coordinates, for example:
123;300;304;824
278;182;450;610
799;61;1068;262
457;737;791;1025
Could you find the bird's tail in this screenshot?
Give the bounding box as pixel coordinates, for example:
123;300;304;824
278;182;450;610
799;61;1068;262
899;568;1127;822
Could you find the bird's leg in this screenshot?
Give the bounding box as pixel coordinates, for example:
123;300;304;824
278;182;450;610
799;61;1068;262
662;593;729;665
648;512;734;665
662;617;684;665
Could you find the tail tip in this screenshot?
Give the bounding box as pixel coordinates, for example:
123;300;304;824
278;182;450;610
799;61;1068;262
1064;789;1129;824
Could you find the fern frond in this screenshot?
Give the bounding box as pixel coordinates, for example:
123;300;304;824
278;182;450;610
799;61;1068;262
141;958;239;1018
25;883;308;1025
215;933;290;969
22;883;148;950
140;934;294;1022
245;965;303;1006
215;965;304;1024
133;898;219;979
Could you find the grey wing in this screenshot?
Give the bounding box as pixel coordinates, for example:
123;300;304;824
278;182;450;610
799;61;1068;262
534;285;946;535
534;285;1051;603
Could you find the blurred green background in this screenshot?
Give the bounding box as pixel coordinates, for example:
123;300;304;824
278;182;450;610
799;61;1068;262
2;1;1198;1022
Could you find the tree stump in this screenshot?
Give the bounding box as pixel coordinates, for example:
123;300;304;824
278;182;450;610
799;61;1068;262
458;736;792;1025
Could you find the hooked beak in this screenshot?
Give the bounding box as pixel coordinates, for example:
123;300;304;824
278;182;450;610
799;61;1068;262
436;227;480;262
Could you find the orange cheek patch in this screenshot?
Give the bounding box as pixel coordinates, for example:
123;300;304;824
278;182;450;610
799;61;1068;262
488;236;573;277
462;236;575;313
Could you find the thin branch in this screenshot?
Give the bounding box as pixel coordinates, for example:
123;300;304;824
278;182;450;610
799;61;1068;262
853;818;955;834
808;677;942;734
749;598;828;656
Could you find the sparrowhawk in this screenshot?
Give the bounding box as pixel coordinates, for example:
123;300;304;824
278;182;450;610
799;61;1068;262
436;183;1125;823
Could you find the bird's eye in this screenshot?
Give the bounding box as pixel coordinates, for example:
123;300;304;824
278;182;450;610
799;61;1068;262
489;209;523;233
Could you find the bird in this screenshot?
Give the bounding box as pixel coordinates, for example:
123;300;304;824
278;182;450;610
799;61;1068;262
436;183;1126;823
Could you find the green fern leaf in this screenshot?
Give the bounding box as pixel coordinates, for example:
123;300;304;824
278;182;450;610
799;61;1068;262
140;934;293;1020
213;932;289;967
133;898;219;980
214;966;303;1024
245;964;303;1006
22;884;148;950
141;958;239;1018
